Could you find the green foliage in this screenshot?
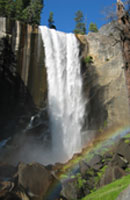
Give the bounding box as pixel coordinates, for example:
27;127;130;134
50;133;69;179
82;174;130;200
84;56;93;64
89;22;98;32
125;167;130;173
123;133;130;138
15;0;24;20
74;10;86;34
97;165;107;179
0;0;43;25
22;0;43;25
48;12;54;27
60;174;69;179
0;0;7;17
76;173;86;189
0;0;15;17
106;58;110;62
48;11;56;29
125;139;130;144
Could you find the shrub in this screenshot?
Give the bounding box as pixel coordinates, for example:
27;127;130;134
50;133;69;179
85;56;93;64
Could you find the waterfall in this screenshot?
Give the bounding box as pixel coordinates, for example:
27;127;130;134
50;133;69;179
40;26;85;163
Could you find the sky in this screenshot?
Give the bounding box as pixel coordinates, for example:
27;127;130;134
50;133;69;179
40;0;123;33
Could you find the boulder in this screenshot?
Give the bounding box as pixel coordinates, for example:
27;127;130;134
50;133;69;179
79;160;90;177
88;154;103;170
100;165;126;186
116;185;130;200
17;162;57;199
115;139;130;163
0;191;22;200
111;154;128;169
0;162;16;181
61;178;79;200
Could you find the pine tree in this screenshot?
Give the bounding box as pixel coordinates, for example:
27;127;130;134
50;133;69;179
15;0;23;20
22;0;43;25
89;23;98;32
22;0;31;9
74;10;86;34
0;0;7;17
48;12;56;29
0;0;15;17
5;0;15;18
0;0;44;25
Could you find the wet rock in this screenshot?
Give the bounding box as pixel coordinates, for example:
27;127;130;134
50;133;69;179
17;162;57;199
0;191;22;200
100;165;126;186
103;152;113;159
116;185;130;200
79;160;90;177
61;178;79;200
111;154;128;169
0;163;17;181
88;154;103;170
115;139;130;163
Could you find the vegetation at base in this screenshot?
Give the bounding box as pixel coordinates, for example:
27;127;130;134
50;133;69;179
74;10;86;34
123;133;130;138
89;22;98;32
96;165;107;180
125;139;130;143
82;174;130;200
84;56;93;64
125;167;130;173
76;173;87;189
0;0;43;25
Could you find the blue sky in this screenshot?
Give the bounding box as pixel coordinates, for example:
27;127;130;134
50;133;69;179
41;0;124;33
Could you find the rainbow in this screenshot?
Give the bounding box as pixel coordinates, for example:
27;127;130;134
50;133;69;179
44;123;130;200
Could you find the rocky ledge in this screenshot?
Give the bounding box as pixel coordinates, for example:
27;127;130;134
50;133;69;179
0;133;130;200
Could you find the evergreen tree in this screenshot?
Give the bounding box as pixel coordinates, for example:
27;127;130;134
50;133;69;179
5;0;15;18
0;0;44;25
89;23;98;32
0;0;6;16
15;0;23;20
48;12;56;29
22;0;43;25
74;10;86;34
22;0;31;9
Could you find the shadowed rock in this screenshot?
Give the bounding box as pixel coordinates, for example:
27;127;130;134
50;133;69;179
116;185;130;200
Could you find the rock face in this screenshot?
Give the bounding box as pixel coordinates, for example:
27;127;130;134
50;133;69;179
17;162;57;199
116;185;130;200
100;165;126;186
116;0;130;105
0;162;60;200
0;17;47;140
79;29;130;130
0;17;47;109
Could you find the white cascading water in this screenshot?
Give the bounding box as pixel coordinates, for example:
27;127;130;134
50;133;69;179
40;26;86;162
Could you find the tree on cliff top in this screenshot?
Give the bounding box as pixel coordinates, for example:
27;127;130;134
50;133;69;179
15;0;24;20
0;0;44;25
102;0;130;22
89;23;98;32
48;12;56;29
22;0;43;25
73;10;86;34
0;0;15;18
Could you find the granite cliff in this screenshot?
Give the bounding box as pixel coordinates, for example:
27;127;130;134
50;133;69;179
0;18;47;140
0;16;130;141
